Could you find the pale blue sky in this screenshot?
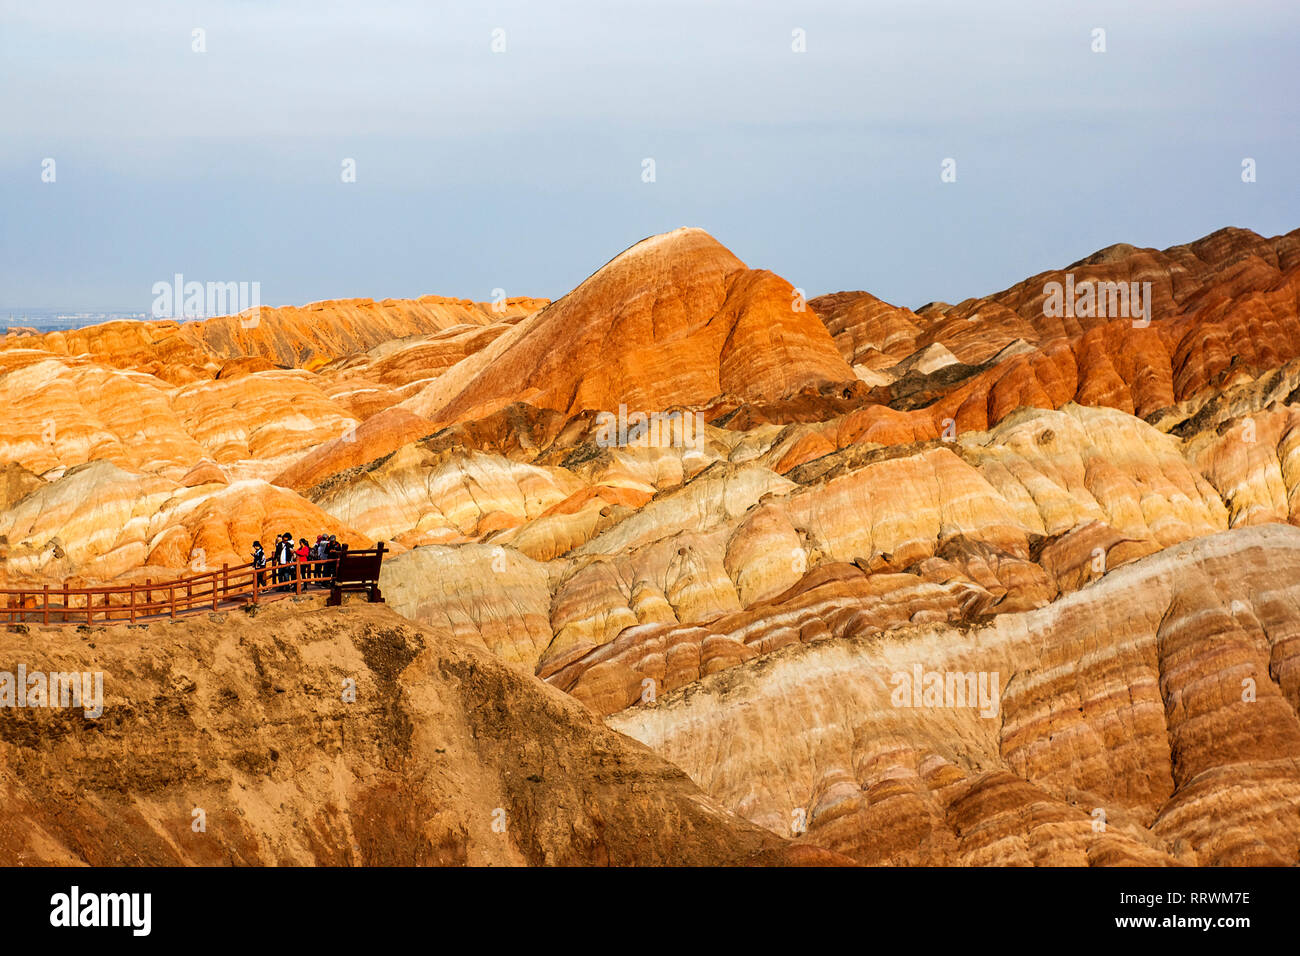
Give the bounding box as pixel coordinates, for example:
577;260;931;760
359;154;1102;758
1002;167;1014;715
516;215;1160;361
2;0;1297;312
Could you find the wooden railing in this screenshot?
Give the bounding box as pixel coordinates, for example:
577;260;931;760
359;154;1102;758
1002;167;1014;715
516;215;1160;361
0;545;387;625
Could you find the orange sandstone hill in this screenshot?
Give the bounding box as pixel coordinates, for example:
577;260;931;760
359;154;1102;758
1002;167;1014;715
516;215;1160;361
274;227;855;492
411;227;854;421
799;225;1300;455
3;224;1300;867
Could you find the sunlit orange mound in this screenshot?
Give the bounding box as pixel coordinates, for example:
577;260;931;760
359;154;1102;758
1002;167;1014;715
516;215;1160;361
274;228;856;492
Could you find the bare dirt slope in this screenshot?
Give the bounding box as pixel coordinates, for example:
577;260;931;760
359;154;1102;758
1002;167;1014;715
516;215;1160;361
0;598;847;866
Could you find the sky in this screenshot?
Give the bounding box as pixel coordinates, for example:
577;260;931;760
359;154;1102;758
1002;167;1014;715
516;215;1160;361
2;0;1298;314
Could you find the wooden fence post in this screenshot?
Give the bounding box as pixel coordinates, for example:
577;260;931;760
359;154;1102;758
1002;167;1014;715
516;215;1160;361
43;585;49;625
130;583;136;624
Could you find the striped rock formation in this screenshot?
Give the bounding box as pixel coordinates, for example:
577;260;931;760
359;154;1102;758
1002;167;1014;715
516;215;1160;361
4;224;1300;868
0;459;368;584
4;295;546;382
274;227;855;492
607;526;1300;866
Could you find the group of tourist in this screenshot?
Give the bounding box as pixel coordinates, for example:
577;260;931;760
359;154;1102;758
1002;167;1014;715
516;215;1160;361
250;533;343;591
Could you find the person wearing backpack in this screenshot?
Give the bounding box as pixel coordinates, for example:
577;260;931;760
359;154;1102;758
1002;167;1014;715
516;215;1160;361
276;533;294;590
325;535;341;580
252;540;267;588
313;534;328;582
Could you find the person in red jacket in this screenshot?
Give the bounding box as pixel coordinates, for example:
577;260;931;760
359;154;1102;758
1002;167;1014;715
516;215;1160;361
296;537;311;586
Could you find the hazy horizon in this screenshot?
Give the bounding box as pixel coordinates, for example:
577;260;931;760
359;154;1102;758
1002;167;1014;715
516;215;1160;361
3;0;1298;315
